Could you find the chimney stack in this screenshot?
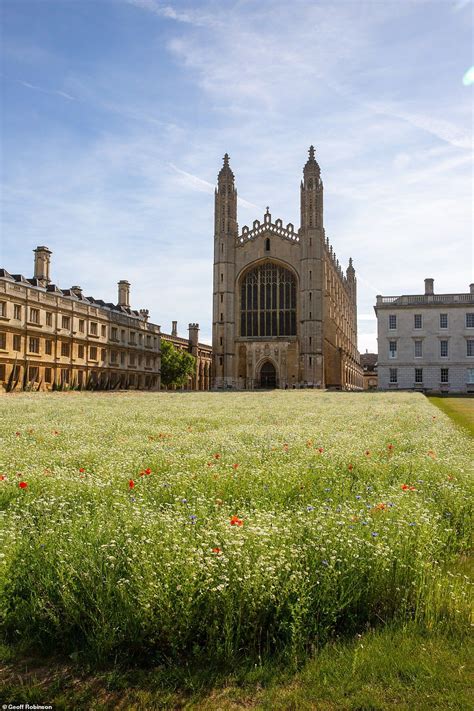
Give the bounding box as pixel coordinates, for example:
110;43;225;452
33;246;52;284
424;278;434;295
188;323;199;357
71;285;83;298
171;321;177;337
139;309;149;322
118;280;130;308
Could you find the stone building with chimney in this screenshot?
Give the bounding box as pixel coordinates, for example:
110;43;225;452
0;246;161;390
161;321;212;390
212;148;363;389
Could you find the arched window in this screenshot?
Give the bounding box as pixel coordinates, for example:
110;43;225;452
240;262;297;337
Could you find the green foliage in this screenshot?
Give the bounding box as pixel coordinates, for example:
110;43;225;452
160;338;196;387
0;392;471;670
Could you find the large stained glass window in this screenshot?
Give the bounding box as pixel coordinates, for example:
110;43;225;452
240;262;297;337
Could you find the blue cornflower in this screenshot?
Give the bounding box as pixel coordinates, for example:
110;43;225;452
307;505;315;512
371;532;378;537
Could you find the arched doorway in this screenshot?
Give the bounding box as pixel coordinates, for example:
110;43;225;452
259;360;277;388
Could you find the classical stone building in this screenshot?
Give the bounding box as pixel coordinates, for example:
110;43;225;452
212;148;363;389
161;321;212;390
360;351;378;390
0;246;161;390
375;279;474;393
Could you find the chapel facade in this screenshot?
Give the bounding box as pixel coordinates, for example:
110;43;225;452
212;147;363;390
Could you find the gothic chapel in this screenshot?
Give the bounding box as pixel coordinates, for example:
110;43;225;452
212;147;363;389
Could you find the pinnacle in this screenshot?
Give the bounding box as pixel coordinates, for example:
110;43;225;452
304;144;320;174
218;152;234;183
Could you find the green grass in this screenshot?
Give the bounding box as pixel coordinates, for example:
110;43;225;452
429;396;474;436
0;391;472;708
1;623;472;709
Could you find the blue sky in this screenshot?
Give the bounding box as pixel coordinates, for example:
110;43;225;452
1;0;472;351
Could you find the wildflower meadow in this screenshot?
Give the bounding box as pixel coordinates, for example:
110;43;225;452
0;391;471;668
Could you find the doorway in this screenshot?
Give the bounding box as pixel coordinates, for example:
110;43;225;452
259;360;277;388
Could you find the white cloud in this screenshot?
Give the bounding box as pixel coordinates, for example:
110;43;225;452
368;102;472;150
18;79;76;101
125;0;219;27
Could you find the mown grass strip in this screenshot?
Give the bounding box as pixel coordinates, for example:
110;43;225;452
429;396;474;437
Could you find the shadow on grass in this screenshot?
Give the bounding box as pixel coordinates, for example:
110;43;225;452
1;622;472;710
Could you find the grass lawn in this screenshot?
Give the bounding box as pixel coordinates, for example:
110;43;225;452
1;623;472;710
429;396;474;437
0;391;472;709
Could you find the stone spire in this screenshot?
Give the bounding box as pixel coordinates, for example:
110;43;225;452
215;152;237;237
346;257;355;278
301;145;322;229
303;145;321;177
218;153;234;186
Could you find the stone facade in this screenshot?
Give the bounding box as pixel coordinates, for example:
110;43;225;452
0;247;161;390
360;351;378;390
212;148;362;390
375;279;474;393
161;321;212;390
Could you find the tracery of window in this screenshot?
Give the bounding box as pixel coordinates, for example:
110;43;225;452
240;262;296;337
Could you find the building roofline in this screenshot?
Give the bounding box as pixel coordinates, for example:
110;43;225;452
0;271;159;326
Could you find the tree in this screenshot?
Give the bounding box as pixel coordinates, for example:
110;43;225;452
161;339;196;388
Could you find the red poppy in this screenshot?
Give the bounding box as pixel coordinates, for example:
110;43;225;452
0;475;5;481
306;440;313;447
409;486;416;491
79;467;85;473
232;463;239;470
365;450;370;456
401;484;409;490
19;481;28;489
129;479;135;489
15;432;21;436
214;453;221;460
387;444;394;451
144;468;151;475
230;515;243;526
375;502;387;510
211;547;222;555
318;447;324;454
